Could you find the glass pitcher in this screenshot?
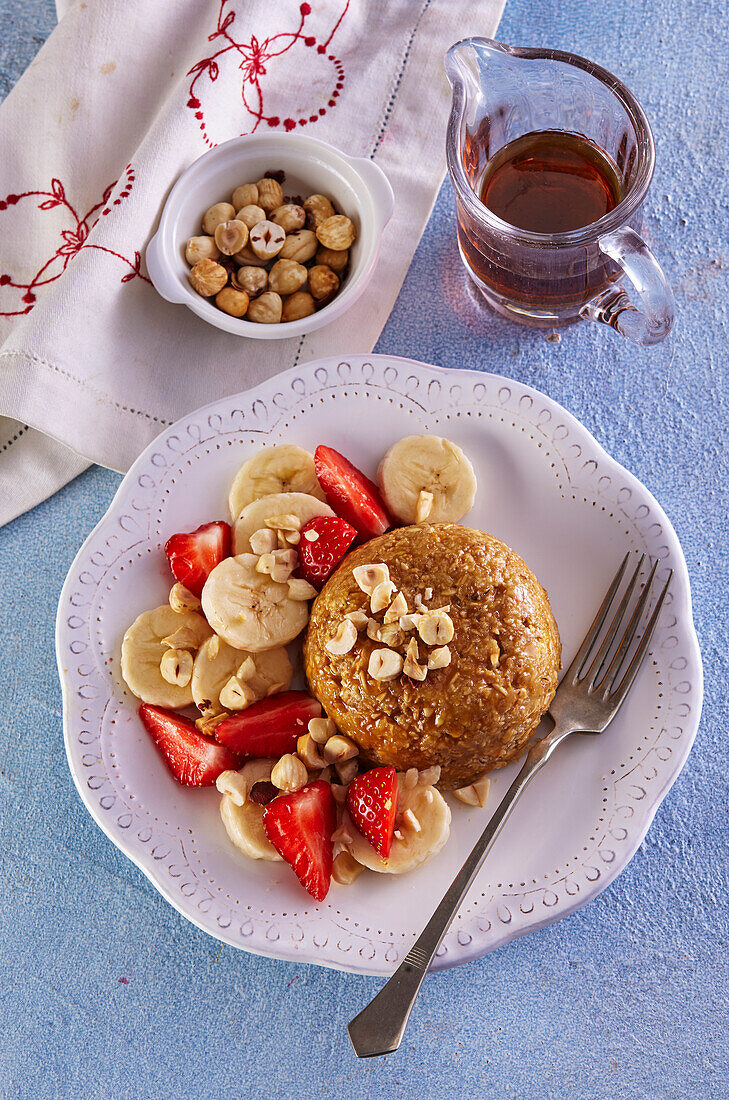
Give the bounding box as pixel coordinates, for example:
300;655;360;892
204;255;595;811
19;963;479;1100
444;38;674;345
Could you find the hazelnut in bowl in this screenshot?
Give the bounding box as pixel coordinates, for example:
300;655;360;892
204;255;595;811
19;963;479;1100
145;133;394;339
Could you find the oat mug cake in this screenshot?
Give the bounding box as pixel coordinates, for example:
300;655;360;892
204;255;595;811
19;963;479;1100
304;524;560;789
119;434;560;901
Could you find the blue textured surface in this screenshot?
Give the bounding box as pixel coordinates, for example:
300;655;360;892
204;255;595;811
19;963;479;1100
1;1;728;1097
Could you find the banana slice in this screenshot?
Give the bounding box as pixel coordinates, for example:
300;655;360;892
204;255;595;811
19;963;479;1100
192;635;293;715
228;445;326;520
377;435;477;524
220;794;282;862
232;491;334;554
344;783;451;874
120;605;212;707
201;555;308;652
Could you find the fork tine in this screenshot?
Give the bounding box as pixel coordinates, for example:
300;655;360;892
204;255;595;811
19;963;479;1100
598;557;659;696
587;554;646;688
562;552;630;684
606;571;672;708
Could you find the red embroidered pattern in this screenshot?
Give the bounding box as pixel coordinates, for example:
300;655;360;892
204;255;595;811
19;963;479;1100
187;1;349;147
0;164;149;319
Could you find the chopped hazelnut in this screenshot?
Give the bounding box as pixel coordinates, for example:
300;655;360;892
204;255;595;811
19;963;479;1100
453;777;490;807
325;619;358;656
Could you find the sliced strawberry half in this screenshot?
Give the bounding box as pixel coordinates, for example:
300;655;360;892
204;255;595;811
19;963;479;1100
263;780;337;901
164;520;231;599
346;766;399;858
314;445;391;541
298;515;357;590
214;691;322;757
139;704;239;786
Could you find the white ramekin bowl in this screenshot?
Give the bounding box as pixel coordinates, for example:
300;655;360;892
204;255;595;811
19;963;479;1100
146;134;394;340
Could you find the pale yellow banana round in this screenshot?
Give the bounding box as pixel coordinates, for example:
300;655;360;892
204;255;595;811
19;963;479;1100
192;635;293;714
201;555;308;652
232;491;334;554
345;784;451;874
120;605;212;707
377;435;477;524
228;444;326;521
220;794;282;862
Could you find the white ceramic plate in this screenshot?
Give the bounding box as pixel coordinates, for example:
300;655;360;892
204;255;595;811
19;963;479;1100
56;354;702;975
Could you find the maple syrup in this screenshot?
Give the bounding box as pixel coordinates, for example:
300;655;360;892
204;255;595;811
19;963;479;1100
479;130;622;233
456;130;626;316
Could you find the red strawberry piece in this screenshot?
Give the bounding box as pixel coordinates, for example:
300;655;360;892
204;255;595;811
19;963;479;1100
164;520;231;598
314;445;391;541
263;780;337;901
298;515;357;589
346;766;399;858
214;690;322;757
138;704;239;786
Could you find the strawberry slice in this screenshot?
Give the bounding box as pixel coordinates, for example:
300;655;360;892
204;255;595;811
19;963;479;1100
314;445;391;541
346;766;399;858
298;515;357;589
263;780;337;901
215;691;322;757
164;520;231;598
139;704;239;786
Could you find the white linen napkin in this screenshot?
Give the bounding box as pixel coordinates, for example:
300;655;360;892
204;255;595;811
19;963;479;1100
0;0;504;526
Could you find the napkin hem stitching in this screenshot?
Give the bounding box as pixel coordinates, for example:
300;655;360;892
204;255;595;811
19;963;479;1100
0;349;171;426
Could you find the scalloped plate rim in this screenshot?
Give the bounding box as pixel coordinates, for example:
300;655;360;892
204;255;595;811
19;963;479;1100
56;353;703;975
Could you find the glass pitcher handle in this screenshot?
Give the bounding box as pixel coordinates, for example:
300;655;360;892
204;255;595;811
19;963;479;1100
581;226;674;346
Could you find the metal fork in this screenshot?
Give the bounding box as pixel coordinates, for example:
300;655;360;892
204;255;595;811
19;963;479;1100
347;552;672;1058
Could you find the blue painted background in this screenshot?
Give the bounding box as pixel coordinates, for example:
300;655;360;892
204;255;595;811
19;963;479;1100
1;0;727;1097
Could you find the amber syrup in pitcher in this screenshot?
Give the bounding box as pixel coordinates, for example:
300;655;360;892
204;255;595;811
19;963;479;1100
479;130;622;233
458;130;625;313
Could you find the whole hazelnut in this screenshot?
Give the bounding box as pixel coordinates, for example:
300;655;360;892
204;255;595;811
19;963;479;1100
282;291;316;322
185;236;220;266
247;291;283;324
233;243;269;268
279;229;318;263
316;215;356;251
303;194;335;229
308;264;340;301
315;246;349;273
268;258;308;296
233;266;268;297
256;177;285;212
202;202;236;235
232;183;258;210
236;203;266;229
215;286;250;317
249;219;286;260
271;204;306;233
214;219;249;256
189;259;228;297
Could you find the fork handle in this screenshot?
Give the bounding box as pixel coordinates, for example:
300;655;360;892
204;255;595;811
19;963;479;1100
347;724;573;1058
